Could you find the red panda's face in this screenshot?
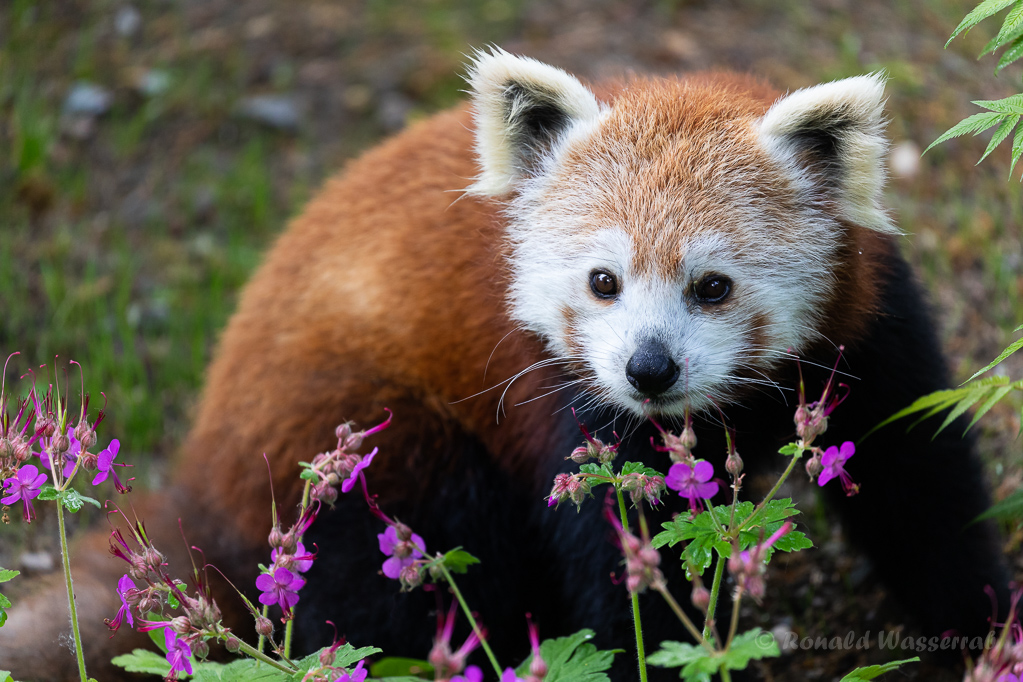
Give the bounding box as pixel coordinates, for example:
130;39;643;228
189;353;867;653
466;49;895;417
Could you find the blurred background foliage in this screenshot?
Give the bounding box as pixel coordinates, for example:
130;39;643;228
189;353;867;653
1;1;1021;677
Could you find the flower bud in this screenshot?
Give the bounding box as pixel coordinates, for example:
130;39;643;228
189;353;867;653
268;526;285;549
170;616;191;634
192;639;210;660
805;451;823;481
138;596;161;614
311;481;338;506
225;635;242;653
281;531;298;554
569;478;591;509
529;653;548;679
343;433;364;451
325;471;341;486
144;547;165;570
399;563;423;592
691;585;710;612
53;433;70;454
680;426;697;450
335;422;353;442
393;522;413;543
37;416;56;438
0;438;13;458
725;450;743;477
255;615;274;638
74;422;97;449
568;446;590;464
13;439;31;463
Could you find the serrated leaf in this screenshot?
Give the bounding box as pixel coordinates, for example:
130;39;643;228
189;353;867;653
966;330;1023;380
648;640;716;680
947;0;1019;45
440;548;481;574
295;644;382;677
777;443;801;456
59;489;84;513
36;483;59;501
0;592;10;627
1012;121;1023;178
998;34;1023;71
967;384;1015;431
840;656;920;680
0;569;19;583
299;469;318;481
974;93;1023;114
925;111;1006;153
978;114;1020;163
0;671;13;682
578;463;602;476
869;378;1013;437
931;386;994;437
982;19;1023;54
370;657;433;678
721;629;781;669
516;629;618;682
974;489;1023;522
992;2;1023;50
111;649;171;675
621;461;664;477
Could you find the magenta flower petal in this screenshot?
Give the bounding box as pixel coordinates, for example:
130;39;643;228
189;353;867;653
378;526;398;555
382;556;404;580
165;628;193;675
341;448;377;493
692;460;714;482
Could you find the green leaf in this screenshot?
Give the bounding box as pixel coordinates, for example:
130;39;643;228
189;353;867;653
148;626;169;653
647;640;716;680
0;670;13;682
974;489;1023;522
1012;121;1023;178
978;114;1020;163
947;0;1018;45
931;386;994;437
992;2;1023;50
59;489;85;513
966;384;1015;431
925;111;1006;153
440;548;481;574
720;629;781;669
966;327;1023;380
294;643;382;678
982;19;1023;54
299;469;318;481
516;629;618;682
840;657;920;680
974;93;1023;115
0;569;19;583
370;657;433;678
0;591;11;627
997;34;1023;70
36;483;59;501
777;443;801;456
111;649;171;675
621;461;664;477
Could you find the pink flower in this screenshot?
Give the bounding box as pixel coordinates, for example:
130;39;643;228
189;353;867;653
453;666;485;682
164;628;193;676
428;601;482;679
256;567;306;618
377;524;425;580
2;464;47;522
817;441;859;496
341;447;377;493
501;669;525;682
664;460;718;511
106;574;137;632
92;438;130;492
270;542;315;573
335;659;368;682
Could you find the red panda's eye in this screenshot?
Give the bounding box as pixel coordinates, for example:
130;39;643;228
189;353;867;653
590;271;618;299
695;276;732;304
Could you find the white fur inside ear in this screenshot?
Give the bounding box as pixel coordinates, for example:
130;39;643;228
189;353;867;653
759;74;900;234
465;47;602;196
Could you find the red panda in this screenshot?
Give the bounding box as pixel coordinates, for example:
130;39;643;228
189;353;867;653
1;48;1009;681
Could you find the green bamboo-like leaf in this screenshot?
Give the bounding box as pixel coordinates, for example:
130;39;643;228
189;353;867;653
948;0;1019;45
997;35;1023;70
925;112;1005;153
931;386;994;437
974;489;1023;522
992;2;1023;49
974;93;1023;114
978;114;1021;163
982;20;1023;54
1012;121;1023;177
965;325;1023;381
967;384;1017;431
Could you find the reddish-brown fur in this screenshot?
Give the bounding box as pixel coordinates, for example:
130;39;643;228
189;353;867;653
1;74;891;680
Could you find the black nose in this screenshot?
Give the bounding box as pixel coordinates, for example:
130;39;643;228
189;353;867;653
626;341;680;396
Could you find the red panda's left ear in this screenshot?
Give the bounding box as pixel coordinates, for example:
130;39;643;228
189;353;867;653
464;47;603;197
758;73;900;234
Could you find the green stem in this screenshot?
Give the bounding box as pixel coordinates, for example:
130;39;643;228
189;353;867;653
282;479;313;660
235;638;300;674
438;563;502;679
615;489;648;682
735;449;802;534
703;553;725;644
56;501;88;682
724;588;742;651
720;667;732;682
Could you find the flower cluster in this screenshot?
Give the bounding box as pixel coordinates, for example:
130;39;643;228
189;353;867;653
604;494;664;595
794;346;849;447
649;414;697;464
963;588;1023;682
546;473;592;511
428;602;482;680
620;472;665;509
303;410;391;506
566;410;620;465
378;522;426;590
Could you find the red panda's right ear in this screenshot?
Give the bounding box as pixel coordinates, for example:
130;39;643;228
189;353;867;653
464;47;602;197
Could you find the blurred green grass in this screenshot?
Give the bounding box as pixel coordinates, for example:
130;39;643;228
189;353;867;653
0;0;1020;473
